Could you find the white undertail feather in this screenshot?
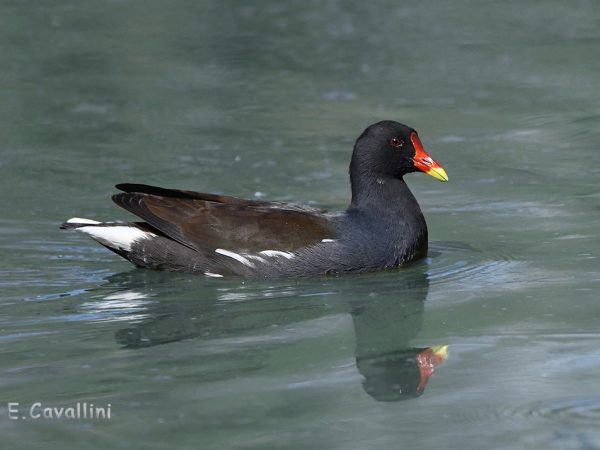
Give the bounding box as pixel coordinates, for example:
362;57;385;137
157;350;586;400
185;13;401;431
67;217;101;225
68;218;156;252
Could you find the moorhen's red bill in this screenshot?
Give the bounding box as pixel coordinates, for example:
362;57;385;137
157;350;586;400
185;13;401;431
61;121;448;278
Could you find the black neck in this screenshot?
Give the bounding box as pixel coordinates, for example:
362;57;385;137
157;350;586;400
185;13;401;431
347;174;428;263
349;175;418;214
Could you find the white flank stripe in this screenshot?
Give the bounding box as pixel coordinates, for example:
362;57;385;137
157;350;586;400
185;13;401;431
245;255;267;263
67;217;101;225
204;272;224;278
78;226;155;252
259;250;295;259
321;239;336;243
215;249;255;267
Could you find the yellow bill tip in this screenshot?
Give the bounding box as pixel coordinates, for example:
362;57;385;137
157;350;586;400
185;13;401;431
431;345;449;358
426;167;449;182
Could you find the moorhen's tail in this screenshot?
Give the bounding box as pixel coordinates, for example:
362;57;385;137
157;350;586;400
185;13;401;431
60;217;161;262
60;217;207;273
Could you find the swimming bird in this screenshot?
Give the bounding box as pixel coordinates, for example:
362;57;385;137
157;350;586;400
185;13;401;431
61;120;448;278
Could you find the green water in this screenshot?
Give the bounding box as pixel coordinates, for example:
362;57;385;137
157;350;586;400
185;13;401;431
1;1;600;449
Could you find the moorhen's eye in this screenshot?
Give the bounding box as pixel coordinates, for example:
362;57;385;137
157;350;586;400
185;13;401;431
390;137;404;148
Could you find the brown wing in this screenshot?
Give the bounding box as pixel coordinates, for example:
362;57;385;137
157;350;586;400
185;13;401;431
112;184;337;253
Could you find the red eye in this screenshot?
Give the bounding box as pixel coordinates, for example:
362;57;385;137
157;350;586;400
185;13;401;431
390;137;403;148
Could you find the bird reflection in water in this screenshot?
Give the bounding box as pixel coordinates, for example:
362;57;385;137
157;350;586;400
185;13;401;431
349;272;448;401
92;267;447;402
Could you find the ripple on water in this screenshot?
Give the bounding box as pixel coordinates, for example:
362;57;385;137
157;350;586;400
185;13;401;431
426;241;527;290
511;397;600;426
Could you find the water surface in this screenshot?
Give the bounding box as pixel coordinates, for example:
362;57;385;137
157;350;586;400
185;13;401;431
1;1;600;449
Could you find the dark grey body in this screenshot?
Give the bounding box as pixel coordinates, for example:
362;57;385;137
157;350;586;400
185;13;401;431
100;178;427;278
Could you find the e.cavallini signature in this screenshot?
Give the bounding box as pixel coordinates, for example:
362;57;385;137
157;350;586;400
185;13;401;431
7;402;111;420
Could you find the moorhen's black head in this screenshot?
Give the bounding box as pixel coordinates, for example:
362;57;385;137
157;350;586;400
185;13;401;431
350;120;448;183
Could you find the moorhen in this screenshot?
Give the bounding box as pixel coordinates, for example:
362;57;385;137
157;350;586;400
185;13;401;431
61;120;448;277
